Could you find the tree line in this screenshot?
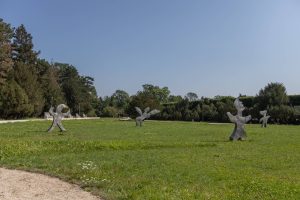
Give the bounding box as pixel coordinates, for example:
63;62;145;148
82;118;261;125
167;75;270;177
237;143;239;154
99;83;300;124
1;19;299;123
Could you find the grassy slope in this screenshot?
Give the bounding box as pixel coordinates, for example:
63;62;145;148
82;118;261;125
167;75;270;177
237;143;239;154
0;119;299;199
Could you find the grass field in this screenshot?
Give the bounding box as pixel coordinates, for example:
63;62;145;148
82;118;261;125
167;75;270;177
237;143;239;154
0;119;299;200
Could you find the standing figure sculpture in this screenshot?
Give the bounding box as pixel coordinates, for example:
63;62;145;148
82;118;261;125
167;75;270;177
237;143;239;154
47;104;70;132
135;107;160;127
227;98;251;141
259;110;270;128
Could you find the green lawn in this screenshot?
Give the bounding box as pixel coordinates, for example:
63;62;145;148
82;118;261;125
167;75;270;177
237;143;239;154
0;119;299;199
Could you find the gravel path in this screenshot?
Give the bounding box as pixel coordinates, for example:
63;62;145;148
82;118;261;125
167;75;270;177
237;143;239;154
0;168;101;200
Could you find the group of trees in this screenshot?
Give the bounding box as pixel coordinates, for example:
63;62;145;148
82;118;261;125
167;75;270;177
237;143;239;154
100;83;300;124
1;18;299;124
100;84;171;118
0;19;100;119
160;83;299;124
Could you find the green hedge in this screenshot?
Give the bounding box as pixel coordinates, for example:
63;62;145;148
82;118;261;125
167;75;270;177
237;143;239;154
289;95;300;106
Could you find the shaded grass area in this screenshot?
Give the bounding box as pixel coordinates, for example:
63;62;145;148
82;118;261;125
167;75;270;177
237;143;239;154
0;119;299;199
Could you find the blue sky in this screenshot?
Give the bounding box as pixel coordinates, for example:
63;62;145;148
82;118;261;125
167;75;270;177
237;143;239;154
1;0;300;97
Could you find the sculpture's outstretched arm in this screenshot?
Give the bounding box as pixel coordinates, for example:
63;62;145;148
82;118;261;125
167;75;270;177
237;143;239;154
135;107;143;116
244;115;252;123
226;112;236;123
63;110;71;117
237;115;251;123
149;109;160;116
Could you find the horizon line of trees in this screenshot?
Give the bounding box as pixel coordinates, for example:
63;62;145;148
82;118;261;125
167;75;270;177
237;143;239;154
1;19;300;124
100;83;300;124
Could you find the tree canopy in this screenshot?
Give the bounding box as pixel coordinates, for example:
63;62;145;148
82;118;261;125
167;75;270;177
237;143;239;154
185;92;198;102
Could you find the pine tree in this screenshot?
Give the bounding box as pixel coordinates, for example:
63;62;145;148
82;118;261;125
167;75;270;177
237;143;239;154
0;19;13;85
12;24;44;116
37;59;65;111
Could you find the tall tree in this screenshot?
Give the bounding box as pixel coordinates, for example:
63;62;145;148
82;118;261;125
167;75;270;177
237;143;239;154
0;18;13;85
257;82;289;109
37;59;65;110
12;24;44;116
12;24;39;63
79;76;100;116
185;92;198;102
141;84;170;103
111;90;130;109
57;63;82;114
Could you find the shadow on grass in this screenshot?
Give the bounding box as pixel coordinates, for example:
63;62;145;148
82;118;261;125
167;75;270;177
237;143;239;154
199;140;231;143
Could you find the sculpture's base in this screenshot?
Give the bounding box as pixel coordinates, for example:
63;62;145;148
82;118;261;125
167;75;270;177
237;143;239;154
136;121;143;127
261;123;267;128
229;129;246;141
229;136;245;141
47;129;66;133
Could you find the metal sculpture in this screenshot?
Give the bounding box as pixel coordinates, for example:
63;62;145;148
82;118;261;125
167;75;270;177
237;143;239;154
66;112;73;118
47;104;70;132
44;112;51;119
135;107;160;126
259;110;270;128
227;98;251;141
